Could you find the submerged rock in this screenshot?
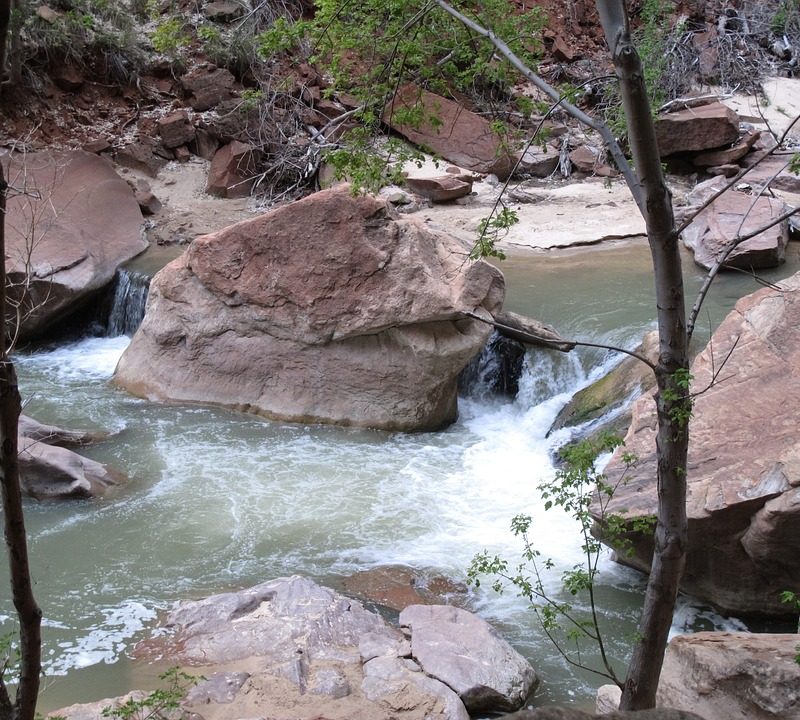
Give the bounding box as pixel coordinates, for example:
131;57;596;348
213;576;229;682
114;187;504;432
342;565;468;612
18;415;123;500
597;273;800;616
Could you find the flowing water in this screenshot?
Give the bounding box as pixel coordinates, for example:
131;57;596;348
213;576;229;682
4;239;799;713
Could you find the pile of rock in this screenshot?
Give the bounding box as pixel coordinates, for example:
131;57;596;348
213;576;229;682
63;576;537;720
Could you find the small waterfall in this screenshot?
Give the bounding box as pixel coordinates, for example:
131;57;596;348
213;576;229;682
459;331;526;398
106;268;150;337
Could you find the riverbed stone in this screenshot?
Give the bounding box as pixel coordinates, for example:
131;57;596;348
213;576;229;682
18;439;124;500
504;708;708;719
3;150;147;340
681;176;789;270
549;330;658;434
655;102;740;156
596;273;800;616
657;632;800;719
342;566;468;612
399;604;538;712
114;187;504;432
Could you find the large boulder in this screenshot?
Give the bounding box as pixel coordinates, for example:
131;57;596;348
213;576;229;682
400;604;537;713
114;188;504;432
2;150;147;340
655;103;740;156
384;85;515;178
681;177;789;270
656;632;800;719
596;274;800;615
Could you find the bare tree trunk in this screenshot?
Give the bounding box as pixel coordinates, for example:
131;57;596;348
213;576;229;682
597;1;689;709
0;160;42;720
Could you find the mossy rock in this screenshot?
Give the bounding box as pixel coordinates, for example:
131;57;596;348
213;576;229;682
548;331;658;436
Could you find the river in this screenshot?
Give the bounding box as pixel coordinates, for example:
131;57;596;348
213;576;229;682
3;239;797;713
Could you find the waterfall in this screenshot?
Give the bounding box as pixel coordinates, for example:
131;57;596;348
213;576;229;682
106;268;150;337
459;331;526;398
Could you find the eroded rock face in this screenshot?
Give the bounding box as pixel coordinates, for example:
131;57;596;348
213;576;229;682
114;188;504;431
3;150;147;340
399;604;538;713
657;632;800;719
597;274;800;615
681;177;789;270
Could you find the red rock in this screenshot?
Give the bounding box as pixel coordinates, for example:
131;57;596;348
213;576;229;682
384;84;514;178
158;109;195;149
83;138;111;154
135;190;162;215
598;274;800;616
693;130;760;167
655;102;740;156
404;175;472;202
190;128;219;160
181;66;236;111
3;150;147;340
174;146;191;163
206;140;260;198
569;144;616;176
515;146;559;177
682;176;789;270
115;138;168;177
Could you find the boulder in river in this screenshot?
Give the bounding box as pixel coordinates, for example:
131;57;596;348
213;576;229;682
114;187;505;432
596;273;800;616
2;150;147;341
400;604;538;713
